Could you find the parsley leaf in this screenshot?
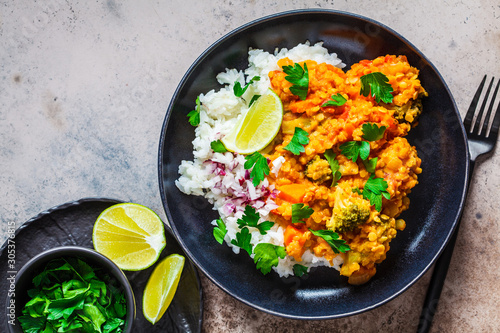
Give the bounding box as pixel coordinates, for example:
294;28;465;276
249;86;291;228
362;157;378;174
324;149;342;186
249;94;261;106
284;127;309;155
253;243;286;275
362;123;387;141
352;187;363;195
282;62;309;100
236;205;274;235
309;229;350;253
231;227;253;255
291;203;314;224
293;264;309;277
233;76;260;97
210;140;228;153
360;72;394;103
339;141;370;162
244;152;270;186
363;175;391;211
18;258;127;333
321;93;347;107
186;96;201;126
213;217;227;244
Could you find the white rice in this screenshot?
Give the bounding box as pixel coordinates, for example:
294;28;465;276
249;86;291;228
176;42;345;277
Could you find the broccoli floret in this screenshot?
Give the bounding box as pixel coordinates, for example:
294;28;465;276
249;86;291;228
329;203;370;233
391;92;427;125
305;155;332;184
326;186;371;233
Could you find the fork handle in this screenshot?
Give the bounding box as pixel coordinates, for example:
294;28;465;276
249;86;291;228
417;160;475;333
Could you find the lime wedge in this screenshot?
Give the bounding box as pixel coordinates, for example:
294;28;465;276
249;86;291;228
92;203;166;271
222;89;283;154
143;254;185;325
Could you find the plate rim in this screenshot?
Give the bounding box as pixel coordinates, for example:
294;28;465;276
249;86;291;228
158;8;470;319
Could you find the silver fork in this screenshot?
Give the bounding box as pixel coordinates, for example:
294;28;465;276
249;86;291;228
418;75;500;333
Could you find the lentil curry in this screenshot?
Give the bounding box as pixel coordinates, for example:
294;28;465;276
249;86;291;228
267;55;426;284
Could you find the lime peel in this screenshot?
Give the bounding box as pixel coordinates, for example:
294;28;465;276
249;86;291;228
92;203;166;271
143;254;185;325
221;89;283;154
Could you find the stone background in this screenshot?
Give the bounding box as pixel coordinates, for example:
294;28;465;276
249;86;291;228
1;1;499;332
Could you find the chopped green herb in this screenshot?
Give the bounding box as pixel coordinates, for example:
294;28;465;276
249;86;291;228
282;62;309;100
284;127;309;155
361;123;387;141
324;149;342;186
249;94;261;106
213;217;227;244
362;157;378;174
187;96;201;126
360;72;394;104
233;76;260;97
352;187;363;195
363;175;391;211
18;258;127;333
293;264;308;277
231;227;253;256
236;205;274;235
291;203;314;224
210;140;228;153
321;93;347;107
309;229;351;254
253;243;286;275
339;140;370;162
244;152;270;186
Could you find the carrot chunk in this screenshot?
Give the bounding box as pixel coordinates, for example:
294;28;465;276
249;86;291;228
278;184;308;203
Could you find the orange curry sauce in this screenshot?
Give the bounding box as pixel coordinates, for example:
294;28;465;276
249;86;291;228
266;55;427;284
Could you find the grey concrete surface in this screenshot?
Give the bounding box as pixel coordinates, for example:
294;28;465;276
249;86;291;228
1;1;499;332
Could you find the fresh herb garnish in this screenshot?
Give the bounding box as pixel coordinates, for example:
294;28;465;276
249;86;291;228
321;93;347;107
309;229;351;253
291;203;314;224
233;76;260;97
324;149;342;186
362;175;391;211
284;127;309;155
244;152;270;186
339;141;370;162
237;205;274;235
352;187;363;195
231;227;253;255
186;96;201;126
253;243;287;275
361;123;387;141
249;94;261;106
362;157;378;174
213;217;227;244
210;140;228;153
293;264;308;277
360;72;394;104
282;62;309;100
18;258;126;333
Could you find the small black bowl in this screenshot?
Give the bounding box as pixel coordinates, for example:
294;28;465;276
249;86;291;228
7;246;136;333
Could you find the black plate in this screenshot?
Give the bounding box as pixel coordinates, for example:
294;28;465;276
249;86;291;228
0;198;203;332
158;9;469;319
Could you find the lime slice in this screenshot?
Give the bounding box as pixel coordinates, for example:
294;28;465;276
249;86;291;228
143;254;185;325
92;203;166;271
222;89;283;154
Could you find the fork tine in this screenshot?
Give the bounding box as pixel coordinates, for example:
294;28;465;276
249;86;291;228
489;90;500;139
480;78;500;137
464;75;487;132
472;77;494;134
